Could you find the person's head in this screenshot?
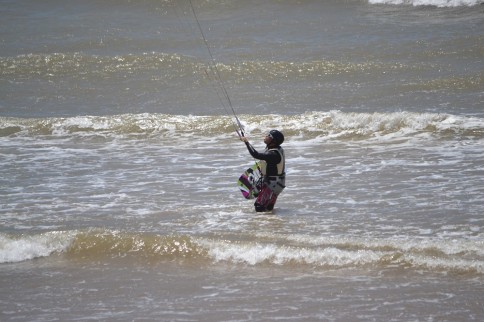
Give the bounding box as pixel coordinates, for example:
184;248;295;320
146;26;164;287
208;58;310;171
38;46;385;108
264;130;284;147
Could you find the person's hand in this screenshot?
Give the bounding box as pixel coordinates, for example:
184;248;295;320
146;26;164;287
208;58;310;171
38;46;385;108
240;136;248;143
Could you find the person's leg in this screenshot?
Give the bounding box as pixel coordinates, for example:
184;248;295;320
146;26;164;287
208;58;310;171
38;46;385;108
254;184;276;212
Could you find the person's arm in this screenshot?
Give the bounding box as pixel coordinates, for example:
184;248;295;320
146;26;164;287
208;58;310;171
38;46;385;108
245;141;261;159
241;138;280;163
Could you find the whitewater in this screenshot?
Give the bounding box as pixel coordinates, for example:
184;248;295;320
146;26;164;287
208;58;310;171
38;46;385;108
1;0;483;321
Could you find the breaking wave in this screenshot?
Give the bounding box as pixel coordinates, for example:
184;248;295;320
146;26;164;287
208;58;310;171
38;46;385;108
1;111;483;140
0;231;76;263
368;0;483;7
1;230;483;275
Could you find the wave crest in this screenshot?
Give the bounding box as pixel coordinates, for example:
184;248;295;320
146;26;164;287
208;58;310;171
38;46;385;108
369;0;483;7
1;111;482;141
66;230;207;261
1;230;482;274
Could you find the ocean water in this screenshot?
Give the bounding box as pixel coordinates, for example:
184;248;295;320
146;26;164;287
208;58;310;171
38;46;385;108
1;0;483;321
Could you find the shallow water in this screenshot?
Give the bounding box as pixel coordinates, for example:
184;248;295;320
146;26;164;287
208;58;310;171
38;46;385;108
1;0;483;321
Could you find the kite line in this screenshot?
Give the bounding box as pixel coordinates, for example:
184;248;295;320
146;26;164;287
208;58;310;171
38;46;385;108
187;0;245;138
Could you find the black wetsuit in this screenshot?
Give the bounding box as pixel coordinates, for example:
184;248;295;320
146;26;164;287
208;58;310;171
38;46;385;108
244;142;282;177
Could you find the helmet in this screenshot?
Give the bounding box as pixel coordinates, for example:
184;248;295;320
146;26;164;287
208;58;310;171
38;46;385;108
269;130;284;146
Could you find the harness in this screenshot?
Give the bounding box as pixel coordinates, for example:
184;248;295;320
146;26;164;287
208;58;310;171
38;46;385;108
258;147;285;177
258;147;286;195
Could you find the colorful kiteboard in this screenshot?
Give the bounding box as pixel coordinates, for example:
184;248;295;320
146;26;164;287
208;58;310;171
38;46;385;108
237;163;263;199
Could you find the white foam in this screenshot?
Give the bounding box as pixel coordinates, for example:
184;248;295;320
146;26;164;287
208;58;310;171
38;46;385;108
201;239;383;267
1;111;483;143
195;233;484;273
0;231;75;263
368;0;482;7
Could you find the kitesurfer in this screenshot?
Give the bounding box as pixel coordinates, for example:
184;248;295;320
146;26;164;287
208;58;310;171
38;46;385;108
241;130;286;212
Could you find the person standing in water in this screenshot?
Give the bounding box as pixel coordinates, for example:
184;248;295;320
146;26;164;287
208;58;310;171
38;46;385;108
241;130;286;212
